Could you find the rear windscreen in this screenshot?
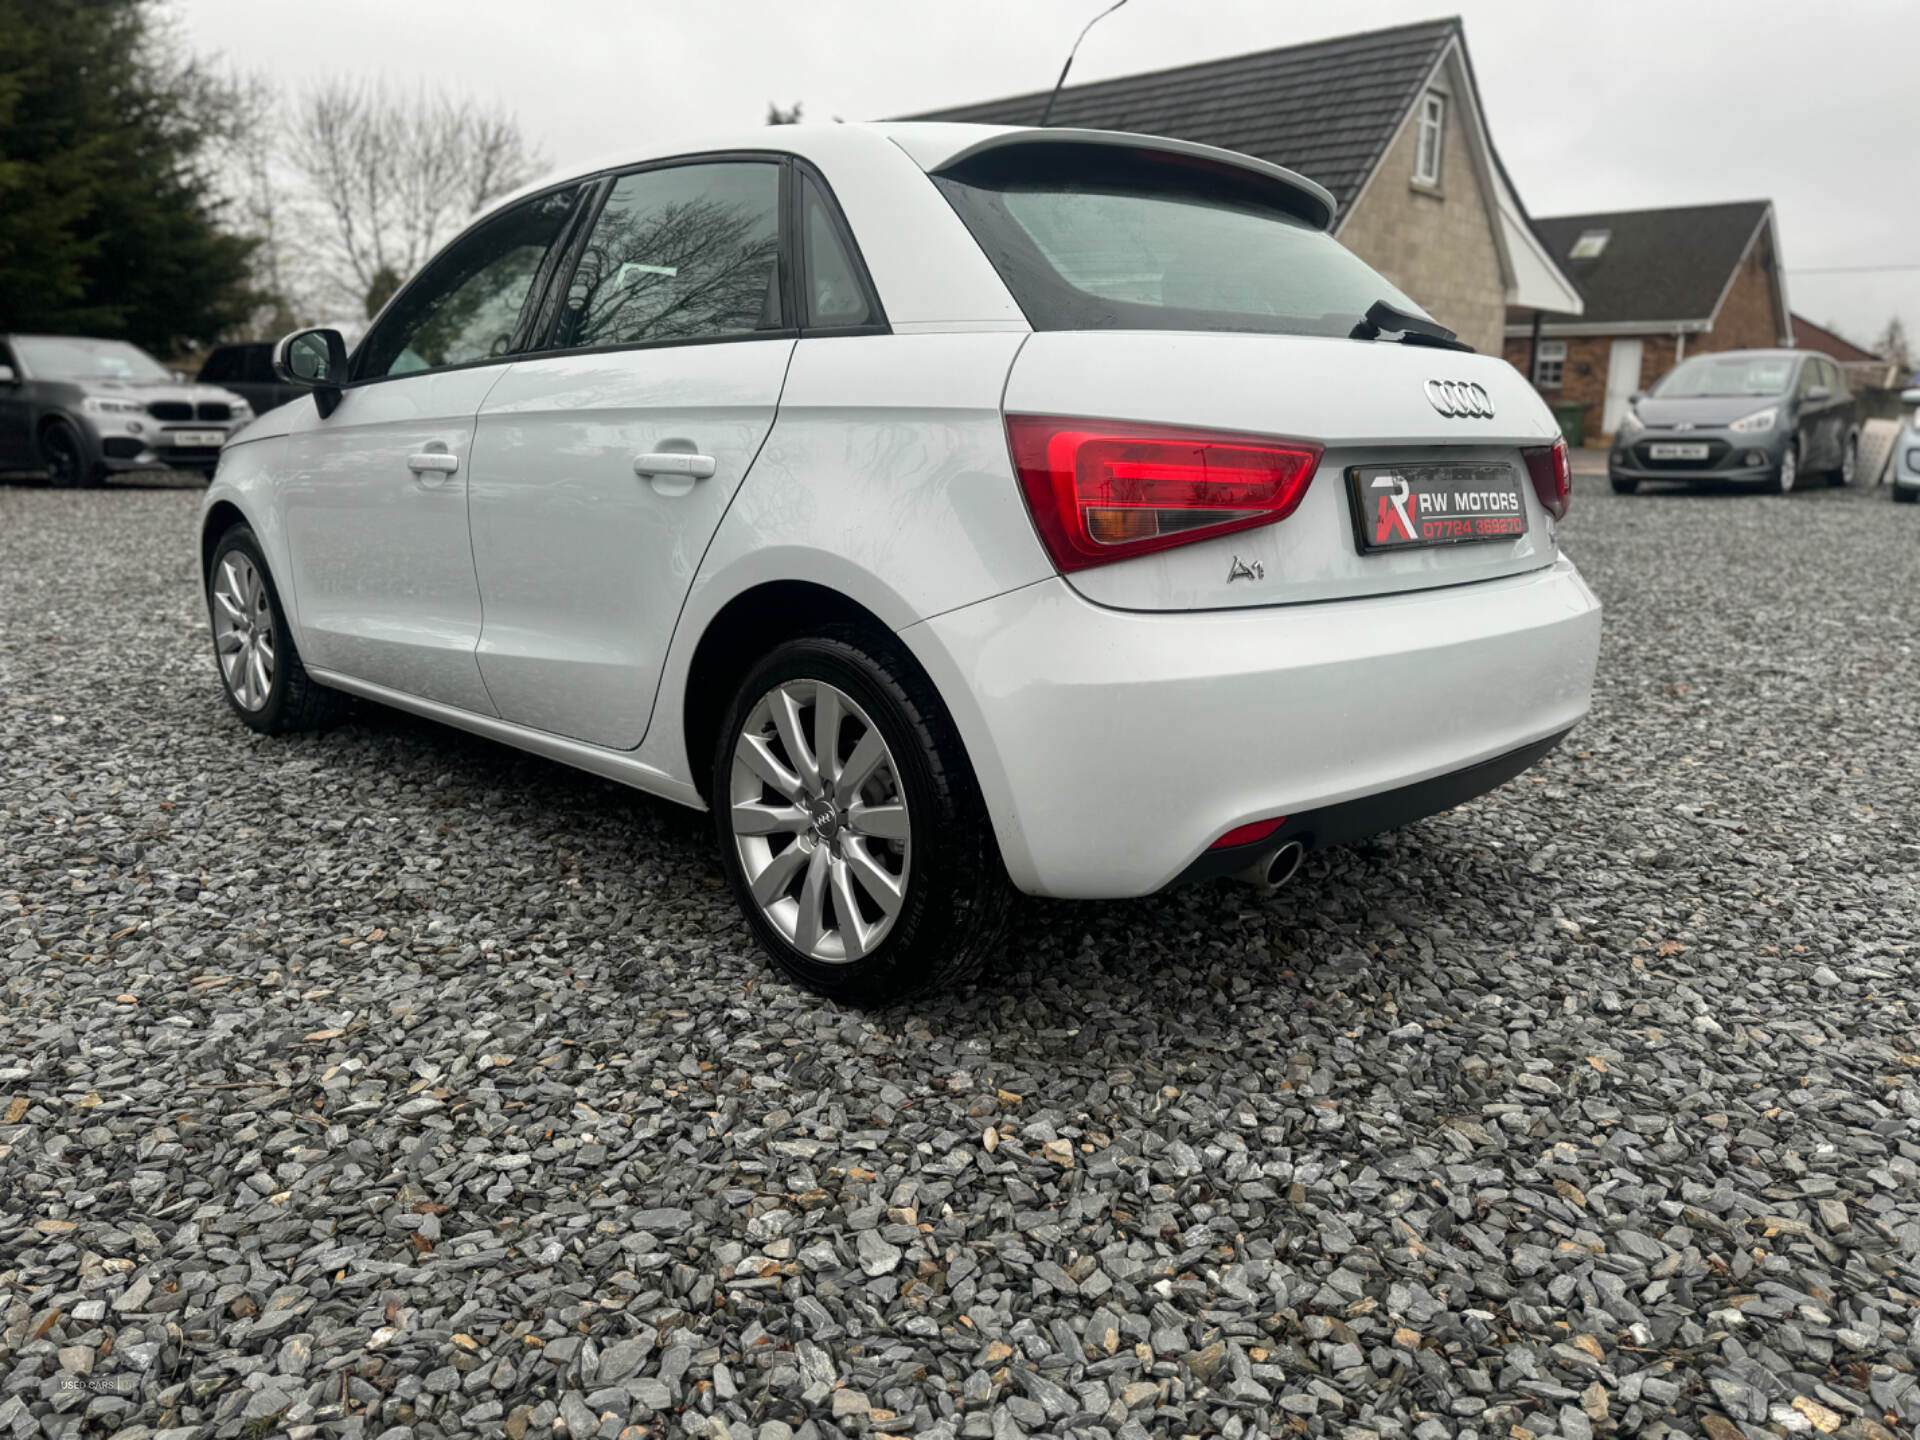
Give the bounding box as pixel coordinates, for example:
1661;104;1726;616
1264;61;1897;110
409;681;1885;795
934;145;1423;339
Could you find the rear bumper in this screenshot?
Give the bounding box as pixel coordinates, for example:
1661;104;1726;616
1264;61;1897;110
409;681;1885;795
903;556;1602;898
1172;729;1569;886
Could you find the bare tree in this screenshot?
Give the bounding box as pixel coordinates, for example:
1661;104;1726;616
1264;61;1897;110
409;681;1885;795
284;80;544;314
1876;316;1912;372
767;101;804;125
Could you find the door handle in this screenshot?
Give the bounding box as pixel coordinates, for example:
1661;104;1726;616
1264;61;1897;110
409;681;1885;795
634;451;716;480
407;452;459;475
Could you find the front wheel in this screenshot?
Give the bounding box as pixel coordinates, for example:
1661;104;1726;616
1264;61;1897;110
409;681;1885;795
1773;441;1799;494
206;525;343;733
712;630;1012;1005
41;418;103;489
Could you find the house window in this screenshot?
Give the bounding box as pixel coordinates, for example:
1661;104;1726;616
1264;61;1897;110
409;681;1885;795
1414;92;1444;186
1533;339;1567;389
1569;229;1610;260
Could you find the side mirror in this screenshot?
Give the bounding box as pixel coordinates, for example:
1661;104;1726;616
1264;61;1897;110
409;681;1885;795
1902;388;1920;407
0;364;16;385
1805;385;1831;403
273;328;349;417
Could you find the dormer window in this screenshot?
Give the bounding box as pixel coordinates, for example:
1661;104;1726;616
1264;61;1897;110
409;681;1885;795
1414;92;1445;186
1570;229;1610;259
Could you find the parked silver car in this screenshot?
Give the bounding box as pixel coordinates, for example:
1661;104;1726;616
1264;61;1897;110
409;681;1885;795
1895;387;1920;504
0;334;253;486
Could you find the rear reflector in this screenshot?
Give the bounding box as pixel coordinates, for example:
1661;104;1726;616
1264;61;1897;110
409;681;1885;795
1006;416;1324;572
1209;816;1287;850
1522;436;1572;521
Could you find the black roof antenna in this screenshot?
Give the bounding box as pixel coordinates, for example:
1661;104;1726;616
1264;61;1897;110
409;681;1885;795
1040;0;1130;126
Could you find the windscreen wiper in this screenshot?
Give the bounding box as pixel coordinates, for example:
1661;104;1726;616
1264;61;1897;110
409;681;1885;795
1349;299;1473;352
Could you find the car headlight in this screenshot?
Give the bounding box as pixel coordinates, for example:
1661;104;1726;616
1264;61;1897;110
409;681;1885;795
1616;409;1645;437
80;395;146;417
1729;407;1778;434
228;399;252;420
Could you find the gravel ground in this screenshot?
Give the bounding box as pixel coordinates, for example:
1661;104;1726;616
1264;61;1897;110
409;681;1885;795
3;471;1919;1440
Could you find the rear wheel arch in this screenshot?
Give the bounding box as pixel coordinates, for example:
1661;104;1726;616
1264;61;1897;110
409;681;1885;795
682;580;961;805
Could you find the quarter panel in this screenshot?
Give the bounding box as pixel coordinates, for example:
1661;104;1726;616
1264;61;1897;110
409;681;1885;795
635;331;1051;784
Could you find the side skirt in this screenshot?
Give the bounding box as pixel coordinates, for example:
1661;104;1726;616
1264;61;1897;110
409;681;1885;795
305;666;708;812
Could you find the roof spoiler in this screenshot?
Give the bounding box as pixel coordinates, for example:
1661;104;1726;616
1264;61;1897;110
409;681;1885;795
914;126;1337;231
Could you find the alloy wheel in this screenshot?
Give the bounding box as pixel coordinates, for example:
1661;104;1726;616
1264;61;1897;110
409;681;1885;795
728;679;911;964
1778;444;1797;494
211;553;277;711
1840;442;1856;487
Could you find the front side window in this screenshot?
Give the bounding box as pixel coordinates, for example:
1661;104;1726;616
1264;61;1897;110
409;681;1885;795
359;186;581;380
14;337;171;383
935;146;1423;340
556;162;782;351
1414;93;1445;186
1655;355;1794;398
1533;339;1567;389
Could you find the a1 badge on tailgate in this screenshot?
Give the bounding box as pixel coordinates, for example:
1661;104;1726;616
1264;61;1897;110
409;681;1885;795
1346;462;1528;554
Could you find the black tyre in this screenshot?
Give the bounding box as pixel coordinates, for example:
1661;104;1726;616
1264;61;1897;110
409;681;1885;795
1772;440;1800;494
206;525;344;734
1895;487;1919;506
1829;436;1856;488
1610;476;1638;495
711;628;1013;1006
41;418;103;489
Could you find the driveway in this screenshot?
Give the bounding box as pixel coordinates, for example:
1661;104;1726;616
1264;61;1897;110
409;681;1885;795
2;474;1917;1440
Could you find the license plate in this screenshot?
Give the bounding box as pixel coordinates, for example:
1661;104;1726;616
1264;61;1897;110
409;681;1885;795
1647;442;1709;460
1347;463;1528;553
168;431;224;448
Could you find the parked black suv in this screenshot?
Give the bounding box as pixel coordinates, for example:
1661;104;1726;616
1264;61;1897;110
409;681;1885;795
1609;349;1859;495
197;342;306;415
0;334;253;486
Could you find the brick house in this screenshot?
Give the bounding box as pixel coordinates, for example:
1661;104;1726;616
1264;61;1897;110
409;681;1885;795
906;17;1582;354
1788;313;1901;391
1502;201;1793;444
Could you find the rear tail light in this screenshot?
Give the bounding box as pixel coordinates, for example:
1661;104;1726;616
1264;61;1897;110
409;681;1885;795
1522;436;1572;521
1209;816;1287;850
1006;416;1324;572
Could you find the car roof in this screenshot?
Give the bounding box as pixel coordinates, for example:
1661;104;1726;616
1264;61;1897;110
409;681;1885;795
491;121;1337;230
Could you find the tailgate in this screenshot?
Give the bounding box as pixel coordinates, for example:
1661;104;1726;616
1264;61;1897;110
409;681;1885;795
1003;330;1565;611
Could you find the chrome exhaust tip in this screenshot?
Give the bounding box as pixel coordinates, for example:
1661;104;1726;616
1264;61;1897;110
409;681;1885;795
1232;839;1304;890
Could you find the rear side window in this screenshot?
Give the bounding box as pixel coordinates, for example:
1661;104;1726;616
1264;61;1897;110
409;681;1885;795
800;176;874;328
933;144;1422;339
557;162;782;350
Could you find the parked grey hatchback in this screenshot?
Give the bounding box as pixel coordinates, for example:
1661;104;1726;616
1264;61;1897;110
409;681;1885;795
0;334;253;486
1608;349;1859;495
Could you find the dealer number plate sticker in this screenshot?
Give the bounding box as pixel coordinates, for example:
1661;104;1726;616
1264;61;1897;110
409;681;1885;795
1347;462;1528;553
1647;442;1709;460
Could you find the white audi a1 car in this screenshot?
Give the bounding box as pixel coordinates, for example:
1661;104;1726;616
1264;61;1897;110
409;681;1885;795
199;123;1601;1004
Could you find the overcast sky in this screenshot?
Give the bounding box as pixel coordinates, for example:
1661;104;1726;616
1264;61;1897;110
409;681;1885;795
176;0;1920;355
